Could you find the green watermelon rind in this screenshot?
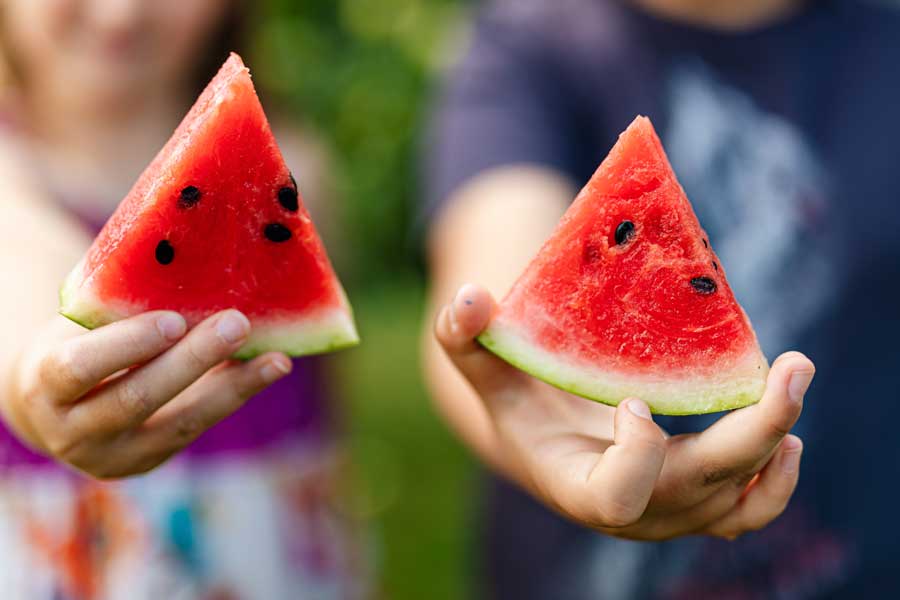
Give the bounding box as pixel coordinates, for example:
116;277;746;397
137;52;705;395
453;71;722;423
230;305;359;360
58;263;124;330
59;262;360;360
477;323;768;416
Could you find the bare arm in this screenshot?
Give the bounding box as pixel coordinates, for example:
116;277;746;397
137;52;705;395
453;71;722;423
0;136;89;391
422;165;574;478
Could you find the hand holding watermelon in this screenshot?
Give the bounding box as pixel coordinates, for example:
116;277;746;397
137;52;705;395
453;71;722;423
5;310;292;479
435;283;814;540
429;118;815;539
0;55;356;479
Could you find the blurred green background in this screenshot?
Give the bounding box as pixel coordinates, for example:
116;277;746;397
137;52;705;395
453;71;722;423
251;0;467;284
248;2;479;598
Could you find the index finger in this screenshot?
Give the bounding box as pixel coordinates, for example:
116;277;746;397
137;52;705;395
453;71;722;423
664;352;814;492
40;311;187;402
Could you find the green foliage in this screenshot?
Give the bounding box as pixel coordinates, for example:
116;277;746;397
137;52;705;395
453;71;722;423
249;0;467;285
247;4;478;598
335;281;476;600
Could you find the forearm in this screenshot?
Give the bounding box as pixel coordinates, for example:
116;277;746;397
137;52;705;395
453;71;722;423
0;144;89;415
422;165;575;479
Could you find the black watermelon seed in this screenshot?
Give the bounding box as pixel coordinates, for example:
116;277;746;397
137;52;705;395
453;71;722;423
179;186;201;208
264;223;292;242
712;261;719;271
155;240;175;265
702;238;708;248
614;220;636;245
690;276;717;295
278;186;299;212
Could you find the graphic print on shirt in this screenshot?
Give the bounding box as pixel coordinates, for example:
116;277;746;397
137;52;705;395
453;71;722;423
649;59;854;600
663;60;838;356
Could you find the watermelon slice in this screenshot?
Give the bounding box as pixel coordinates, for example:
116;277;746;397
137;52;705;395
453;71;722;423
59;53;358;358
478;116;767;415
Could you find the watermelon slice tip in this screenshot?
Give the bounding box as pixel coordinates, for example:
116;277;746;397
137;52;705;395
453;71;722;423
59;53;359;359
478;116;768;415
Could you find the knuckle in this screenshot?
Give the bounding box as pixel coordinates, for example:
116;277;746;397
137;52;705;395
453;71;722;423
594;496;642;528
765;400;800;439
183;339;214;372
766;416;793;440
41;346;87;393
57;443;108;478
174;415;205;443
631;436;667;460
21;376;47;408
234;370;266;403
45;432;79;461
116;380;154;420
123;321;156;356
701;462;737;487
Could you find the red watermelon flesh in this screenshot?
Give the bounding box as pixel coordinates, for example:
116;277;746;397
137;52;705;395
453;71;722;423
60;54;358;358
478;116;767;414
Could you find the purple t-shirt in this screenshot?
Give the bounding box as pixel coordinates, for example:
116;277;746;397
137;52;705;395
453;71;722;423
427;0;900;597
0;191;331;467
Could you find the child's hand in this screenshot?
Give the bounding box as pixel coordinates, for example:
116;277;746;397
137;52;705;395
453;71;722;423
5;310;291;479
435;284;813;540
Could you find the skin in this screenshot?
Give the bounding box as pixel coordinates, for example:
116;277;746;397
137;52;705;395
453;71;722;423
424;164;815;540
0;0;299;479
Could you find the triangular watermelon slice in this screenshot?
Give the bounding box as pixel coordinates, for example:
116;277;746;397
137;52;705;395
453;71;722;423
478;116;767;414
60;53;358;358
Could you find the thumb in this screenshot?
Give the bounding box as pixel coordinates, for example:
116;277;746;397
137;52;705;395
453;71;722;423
434;283;526;403
583;399;667;527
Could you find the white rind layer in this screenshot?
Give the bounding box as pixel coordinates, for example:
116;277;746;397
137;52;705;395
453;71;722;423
59;258;359;359
478;319;768;415
233;306;359;359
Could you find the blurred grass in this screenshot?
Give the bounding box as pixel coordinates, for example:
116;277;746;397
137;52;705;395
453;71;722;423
248;2;478;595
336;279;477;599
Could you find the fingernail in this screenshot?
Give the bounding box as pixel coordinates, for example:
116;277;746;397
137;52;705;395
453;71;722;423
456;283;479;307
216;311;250;344
260;357;292;383
157;313;187;341
449;284;479;334
781;437;803;474
447;303;460;334
627;399;652;420
788;370;814;404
